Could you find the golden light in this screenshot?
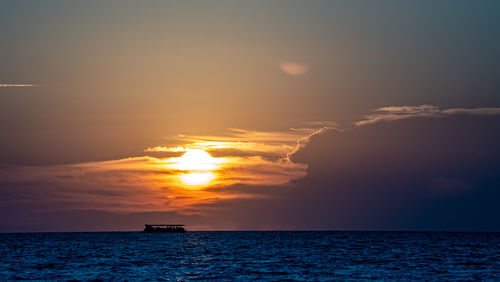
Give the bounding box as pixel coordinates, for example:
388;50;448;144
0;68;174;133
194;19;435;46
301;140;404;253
167;149;225;186
179;172;215;186
170;149;219;171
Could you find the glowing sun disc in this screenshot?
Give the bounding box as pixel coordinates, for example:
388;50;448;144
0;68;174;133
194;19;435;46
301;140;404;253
179;172;215;186
170;149;221;171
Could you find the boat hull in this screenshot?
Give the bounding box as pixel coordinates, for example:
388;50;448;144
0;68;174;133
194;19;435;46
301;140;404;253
143;224;187;233
142;229;186;233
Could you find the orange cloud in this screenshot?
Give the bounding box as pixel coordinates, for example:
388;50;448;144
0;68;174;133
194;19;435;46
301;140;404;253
279;62;309;76
1;125;336;215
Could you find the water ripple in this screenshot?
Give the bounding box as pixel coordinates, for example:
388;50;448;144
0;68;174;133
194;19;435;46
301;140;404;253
0;231;499;280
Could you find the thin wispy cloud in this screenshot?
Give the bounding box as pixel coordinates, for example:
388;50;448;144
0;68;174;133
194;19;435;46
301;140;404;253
355;105;500;126
0;83;36;87
279;62;309;76
442;107;500;115
286;126;338;161
146;125;337;160
303;121;338;127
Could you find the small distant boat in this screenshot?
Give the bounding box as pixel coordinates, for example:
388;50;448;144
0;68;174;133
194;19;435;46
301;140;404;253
143;224;187;233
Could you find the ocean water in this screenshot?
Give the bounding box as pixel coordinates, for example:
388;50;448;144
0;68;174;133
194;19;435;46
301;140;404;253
0;231;499;281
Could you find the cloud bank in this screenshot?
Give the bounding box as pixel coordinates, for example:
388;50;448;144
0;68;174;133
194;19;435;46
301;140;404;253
0;125;336;225
1;105;500;231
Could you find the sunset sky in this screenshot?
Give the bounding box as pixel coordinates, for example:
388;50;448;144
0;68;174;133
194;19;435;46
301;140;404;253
1;1;500;232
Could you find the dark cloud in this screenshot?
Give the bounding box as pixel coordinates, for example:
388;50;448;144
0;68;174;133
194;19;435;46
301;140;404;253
197;114;500;231
289;114;500;230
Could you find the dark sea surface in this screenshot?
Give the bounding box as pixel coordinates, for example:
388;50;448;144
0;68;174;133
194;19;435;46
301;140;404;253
0;231;499;281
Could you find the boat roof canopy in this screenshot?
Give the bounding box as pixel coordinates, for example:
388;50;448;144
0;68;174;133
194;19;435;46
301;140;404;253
145;224;185;227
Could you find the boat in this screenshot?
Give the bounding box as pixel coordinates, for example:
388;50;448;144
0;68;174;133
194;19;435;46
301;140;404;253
143;224;187;233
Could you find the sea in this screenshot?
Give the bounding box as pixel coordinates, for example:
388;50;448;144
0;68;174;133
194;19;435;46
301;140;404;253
0;231;499;281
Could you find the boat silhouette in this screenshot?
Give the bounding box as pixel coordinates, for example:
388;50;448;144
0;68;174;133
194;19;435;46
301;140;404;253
143;224;187;233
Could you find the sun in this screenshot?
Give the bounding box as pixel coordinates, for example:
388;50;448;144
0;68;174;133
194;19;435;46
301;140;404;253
179;172;215;186
171;149;218;171
168;149;224;186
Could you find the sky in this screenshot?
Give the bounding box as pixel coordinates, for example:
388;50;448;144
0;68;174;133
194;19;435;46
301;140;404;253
1;0;500;232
